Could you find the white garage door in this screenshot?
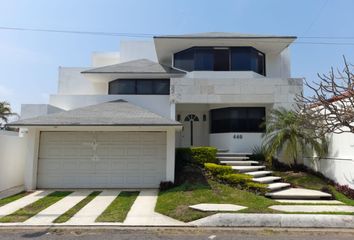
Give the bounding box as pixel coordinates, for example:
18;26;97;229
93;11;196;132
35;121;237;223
37;131;166;188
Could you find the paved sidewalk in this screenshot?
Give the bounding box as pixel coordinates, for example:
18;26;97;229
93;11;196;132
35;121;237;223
190;213;354;228
0;190;52;218
124;189;184;226
25;190;91;225
65;190;120;225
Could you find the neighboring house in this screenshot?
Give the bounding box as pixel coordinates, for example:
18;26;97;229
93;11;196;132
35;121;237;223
9;32;303;190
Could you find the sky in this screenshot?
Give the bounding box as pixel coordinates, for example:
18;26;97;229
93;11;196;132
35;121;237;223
1;0;354;114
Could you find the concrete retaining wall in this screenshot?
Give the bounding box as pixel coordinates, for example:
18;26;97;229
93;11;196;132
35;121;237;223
0;131;27;192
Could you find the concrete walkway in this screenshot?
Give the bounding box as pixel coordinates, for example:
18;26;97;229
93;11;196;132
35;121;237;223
65;190;120;225
0;190;52;218
124;189;184;226
25;190;91;225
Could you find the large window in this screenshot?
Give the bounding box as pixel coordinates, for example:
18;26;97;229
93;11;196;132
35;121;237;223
173;47;265;75
210;107;265;133
108;79;170;95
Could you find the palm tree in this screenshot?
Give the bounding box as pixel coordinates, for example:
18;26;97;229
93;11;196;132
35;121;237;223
262;107;327;166
0;101;16;126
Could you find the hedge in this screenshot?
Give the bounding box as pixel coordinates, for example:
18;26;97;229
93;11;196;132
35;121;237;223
175;147;218;170
204;163;233;176
203;163;269;194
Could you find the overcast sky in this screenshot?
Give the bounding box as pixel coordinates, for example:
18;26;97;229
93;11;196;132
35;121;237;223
1;0;354;113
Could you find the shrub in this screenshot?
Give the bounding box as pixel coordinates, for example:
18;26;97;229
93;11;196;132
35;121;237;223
159;181;175;191
190;147;218;165
251;145;267;162
335;184;354;200
175;147;218;168
204;163;233;176
219;173;252;185
245;182;268;194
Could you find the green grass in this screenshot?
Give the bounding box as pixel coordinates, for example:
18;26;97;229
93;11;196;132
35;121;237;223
0;191;72;223
0;192;29;208
155;179;278;222
53;191;101;223
96;191;139;222
274;170;354;206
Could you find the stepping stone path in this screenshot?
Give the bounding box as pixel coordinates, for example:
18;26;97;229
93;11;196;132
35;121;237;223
216;151;337;202
269;205;354;213
189;203;247;212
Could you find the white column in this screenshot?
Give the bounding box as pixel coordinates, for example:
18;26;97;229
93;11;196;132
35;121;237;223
170;102;176;120
166;128;175;182
24;128;40;190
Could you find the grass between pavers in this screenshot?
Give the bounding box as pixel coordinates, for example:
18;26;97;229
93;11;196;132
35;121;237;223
155;179;278;222
0;192;29;208
274;171;354;206
0;191;72;223
53;191;101;223
96;191;139;222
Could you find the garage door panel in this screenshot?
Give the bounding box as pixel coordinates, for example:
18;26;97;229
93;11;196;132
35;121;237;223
37;131;166;188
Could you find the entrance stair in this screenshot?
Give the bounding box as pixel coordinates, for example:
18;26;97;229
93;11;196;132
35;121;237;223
217;150;332;201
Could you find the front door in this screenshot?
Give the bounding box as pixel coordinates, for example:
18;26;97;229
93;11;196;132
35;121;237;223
182;113;201;146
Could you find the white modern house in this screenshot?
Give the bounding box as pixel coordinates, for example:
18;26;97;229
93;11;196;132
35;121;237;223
9;32;303;190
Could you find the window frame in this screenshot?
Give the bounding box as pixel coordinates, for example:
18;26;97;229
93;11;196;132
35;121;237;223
210;107;266;133
173;46;266;76
108;79;170;95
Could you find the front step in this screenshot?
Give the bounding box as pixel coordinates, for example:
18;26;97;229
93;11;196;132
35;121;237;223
220;160;259;166
252;176;281;184
217;149;229;153
266;188;332;200
267;182;291;191
217;152;252;157
275;199;344;204
218;156;250;161
232;165;265;173
246;171;273;178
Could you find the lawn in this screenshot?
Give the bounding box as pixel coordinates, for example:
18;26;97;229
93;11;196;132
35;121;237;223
54;191;101;223
0;192;29;208
96;191;139;222
274;170;354;206
0;191;72;223
155;179;278;222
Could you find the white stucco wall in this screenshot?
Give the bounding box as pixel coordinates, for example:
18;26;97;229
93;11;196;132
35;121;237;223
49;94;171;118
171;75;302;109
210;133;263;153
304;132;354;189
120;40;157;62
91;52;120;67
58;67;107;95
0;131;27;192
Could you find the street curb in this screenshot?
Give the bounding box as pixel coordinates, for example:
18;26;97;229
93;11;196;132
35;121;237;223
190;213;354;228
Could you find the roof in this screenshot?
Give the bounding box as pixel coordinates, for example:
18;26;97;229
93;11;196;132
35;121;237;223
81;59;185;74
154;32;297;39
8;100;181;127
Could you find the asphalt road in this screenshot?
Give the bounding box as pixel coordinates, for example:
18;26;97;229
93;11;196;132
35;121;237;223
0;227;353;240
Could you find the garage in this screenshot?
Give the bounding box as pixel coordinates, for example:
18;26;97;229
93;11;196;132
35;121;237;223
9;100;181;190
37;131;166;188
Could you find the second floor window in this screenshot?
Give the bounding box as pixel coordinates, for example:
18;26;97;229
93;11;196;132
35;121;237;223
109;79;170;95
174;46;265;75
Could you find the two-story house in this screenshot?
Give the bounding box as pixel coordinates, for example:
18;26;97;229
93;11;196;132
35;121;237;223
10;32;303;190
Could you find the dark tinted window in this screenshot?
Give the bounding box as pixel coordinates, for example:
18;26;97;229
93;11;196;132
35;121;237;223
174;48;194;71
109;79;135;94
194;48;213;70
214;49;229;71
137;80;153;94
210;107;265;133
173;47;265;75
109;79;170;95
